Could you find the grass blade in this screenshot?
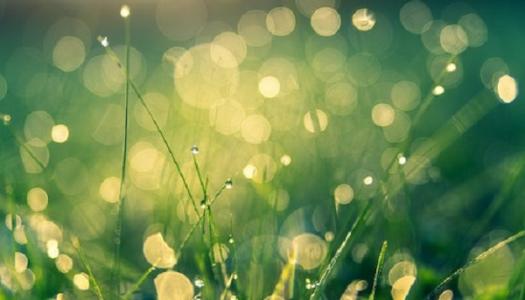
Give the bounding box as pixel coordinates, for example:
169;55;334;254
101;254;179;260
72;238;105;300
111;13;131;299
309;201;373;300
425;230;525;299
369;241;388;300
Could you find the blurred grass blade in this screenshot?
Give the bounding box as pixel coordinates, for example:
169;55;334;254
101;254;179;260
310;201;373;300
426;230;525;299
73;238;105;300
508;250;525;299
101;41;200;217
369;241;388;300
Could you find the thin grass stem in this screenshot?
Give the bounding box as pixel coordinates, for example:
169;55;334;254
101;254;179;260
111;15;131;299
369;241;388;300
73;239;105;300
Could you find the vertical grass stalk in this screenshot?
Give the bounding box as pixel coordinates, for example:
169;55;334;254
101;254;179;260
369;241;388;300
111;14;131;299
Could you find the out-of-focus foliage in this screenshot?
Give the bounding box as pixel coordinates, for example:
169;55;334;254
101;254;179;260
1;0;525;299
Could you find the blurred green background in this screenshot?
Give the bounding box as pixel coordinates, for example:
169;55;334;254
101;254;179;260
1;0;525;299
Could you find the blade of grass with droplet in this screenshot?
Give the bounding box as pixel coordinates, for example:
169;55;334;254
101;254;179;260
110;14;131;299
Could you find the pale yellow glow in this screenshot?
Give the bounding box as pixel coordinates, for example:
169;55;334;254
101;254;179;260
440;25;468;55
5;213;22;231
258;76;281;98
154;271;194;300
246;154;277;183
391;81;420;111
27;187;48;212
352;8;376;31
497;74;518;103
334;184;354;205
14;226;28;245
120;5;130;18
292;233;328;270
304;109;328;133
399;1;432;34
446;63;457;72
53;36;86;72
51;124;69;143
55;254;73;273
388;261;417;285
243;164;257;179
363;176;374;185
47;239;60;258
211;32;247;68
209;99;245;135
99;177;121;203
371;104;395;127
266;7;296;36
241;114;272;144
311;7;341;37
15;252;28;273
238;10;273;47
280;154;292;166
143;232;177;268
73;273;90;290
438;289;454;300
391;275;416;300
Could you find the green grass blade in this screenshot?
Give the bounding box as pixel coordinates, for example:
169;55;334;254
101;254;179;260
369;241;388;300
310;201;373;300
425;230;525;299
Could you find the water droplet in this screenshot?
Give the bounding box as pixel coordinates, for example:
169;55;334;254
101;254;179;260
97;36;109;48
200;199;207;209
228;235;235;244
363;176;374;185
432;85;445;96
398;155;407;165
191;145;199;155
232;272;238;280
120;5;130;18
225;178;233;189
2;114;11;125
446;63;457;72
194;277;205;288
